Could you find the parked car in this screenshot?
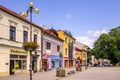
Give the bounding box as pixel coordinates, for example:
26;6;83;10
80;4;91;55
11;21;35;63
103;61;112;67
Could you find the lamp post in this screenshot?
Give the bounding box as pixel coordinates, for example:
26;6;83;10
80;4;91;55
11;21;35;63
21;2;39;80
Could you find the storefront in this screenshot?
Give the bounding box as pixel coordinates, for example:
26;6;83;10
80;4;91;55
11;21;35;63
10;49;39;74
50;55;61;69
10;49;28;75
42;53;50;71
63;57;69;68
69;59;74;67
75;59;82;67
10;54;27;74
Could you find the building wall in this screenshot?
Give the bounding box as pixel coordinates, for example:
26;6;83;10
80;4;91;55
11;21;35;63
75;49;82;59
0;10;41;50
57;30;75;58
0;46;9;76
43;35;62;55
0;8;42;76
43;34;63;69
57;30;75;68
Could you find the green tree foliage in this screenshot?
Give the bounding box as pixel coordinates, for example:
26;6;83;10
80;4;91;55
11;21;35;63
91;26;120;64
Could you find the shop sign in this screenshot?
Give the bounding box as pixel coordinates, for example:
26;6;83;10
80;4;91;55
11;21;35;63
43;53;50;58
10;49;28;54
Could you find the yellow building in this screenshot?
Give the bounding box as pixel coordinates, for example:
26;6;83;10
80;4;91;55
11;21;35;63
57;30;75;68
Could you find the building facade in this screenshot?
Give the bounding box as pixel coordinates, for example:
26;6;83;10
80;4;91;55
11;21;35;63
75;41;90;67
57;30;75;68
75;41;83;66
42;29;63;71
0;5;42;76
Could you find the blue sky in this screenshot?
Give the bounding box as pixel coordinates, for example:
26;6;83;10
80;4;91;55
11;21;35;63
1;0;120;48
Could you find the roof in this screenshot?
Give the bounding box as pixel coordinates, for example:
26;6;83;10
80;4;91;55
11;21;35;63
75;47;82;52
44;29;64;42
58;30;76;40
46;29;58;37
75;41;88;50
0;5;44;30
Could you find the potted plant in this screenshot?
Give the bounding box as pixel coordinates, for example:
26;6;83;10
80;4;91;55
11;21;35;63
59;52;63;68
76;57;82;71
22;42;39;51
56;52;66;77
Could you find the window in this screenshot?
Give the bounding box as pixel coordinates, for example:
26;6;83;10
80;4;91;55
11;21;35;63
34;34;37;43
57;46;60;52
72;41;74;44
65;37;67;44
10;26;16;41
23;30;28;42
69;40;70;43
65;48;67;55
46;42;51;50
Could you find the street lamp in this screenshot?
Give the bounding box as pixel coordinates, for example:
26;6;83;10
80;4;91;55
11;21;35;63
21;2;39;80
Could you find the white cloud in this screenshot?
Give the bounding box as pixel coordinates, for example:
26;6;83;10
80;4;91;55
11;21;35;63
76;29;108;48
87;29;108;37
76;36;94;48
87;30;93;34
92;30;101;37
67;14;72;18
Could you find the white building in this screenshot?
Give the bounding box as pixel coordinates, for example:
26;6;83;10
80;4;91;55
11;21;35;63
0;5;43;76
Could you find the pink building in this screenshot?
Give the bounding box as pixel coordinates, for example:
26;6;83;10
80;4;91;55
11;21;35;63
42;28;63;71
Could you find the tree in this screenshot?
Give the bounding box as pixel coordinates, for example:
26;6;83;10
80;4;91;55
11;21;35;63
108;26;120;64
91;34;109;59
91;26;120;65
59;52;63;68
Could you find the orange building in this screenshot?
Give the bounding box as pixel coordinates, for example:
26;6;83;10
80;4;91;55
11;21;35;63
75;47;82;66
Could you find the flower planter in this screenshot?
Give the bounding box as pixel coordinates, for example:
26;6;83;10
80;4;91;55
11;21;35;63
76;66;82;71
56;68;66;77
22;42;39;51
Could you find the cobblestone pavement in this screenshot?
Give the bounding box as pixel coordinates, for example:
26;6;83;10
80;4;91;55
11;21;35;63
59;67;120;80
0;67;85;80
0;67;119;80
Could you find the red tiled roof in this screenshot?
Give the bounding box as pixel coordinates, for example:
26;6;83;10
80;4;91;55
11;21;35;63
44;29;63;42
75;47;82;52
0;5;44;30
45;30;51;33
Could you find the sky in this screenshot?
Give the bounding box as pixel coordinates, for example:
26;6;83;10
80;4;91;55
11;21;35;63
0;0;120;48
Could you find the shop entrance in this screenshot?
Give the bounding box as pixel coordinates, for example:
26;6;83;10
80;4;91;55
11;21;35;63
51;61;55;68
42;59;48;71
10;55;27;75
32;56;37;73
10;60;14;74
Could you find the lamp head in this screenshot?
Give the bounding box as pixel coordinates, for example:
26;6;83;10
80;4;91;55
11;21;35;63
29;2;34;8
21;12;28;17
23;12;28;17
34;8;39;14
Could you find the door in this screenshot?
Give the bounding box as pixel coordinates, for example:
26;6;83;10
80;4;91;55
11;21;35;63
52;61;55;68
32;56;37;73
10;60;14;74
